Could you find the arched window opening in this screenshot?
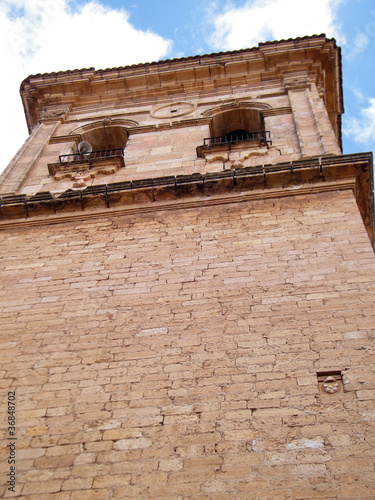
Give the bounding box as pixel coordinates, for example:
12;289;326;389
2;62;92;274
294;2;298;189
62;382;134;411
59;123;128;163
48;121;131;182
79;123;127;152
203;108;271;147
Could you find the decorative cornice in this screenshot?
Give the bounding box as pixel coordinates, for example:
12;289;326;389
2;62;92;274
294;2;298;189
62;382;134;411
0;180;357;232
20;36;338;92
19;36;342;135
0;153;373;246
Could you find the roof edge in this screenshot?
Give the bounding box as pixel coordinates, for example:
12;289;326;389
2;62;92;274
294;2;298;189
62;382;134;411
20;34;335;91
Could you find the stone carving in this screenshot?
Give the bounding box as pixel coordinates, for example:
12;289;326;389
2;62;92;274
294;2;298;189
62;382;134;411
322;376;339;394
40;109;68;121
284;77;311;91
230;162;244;169
317;373;343;396
151;102;196;119
240;149;269;160
54;164;119;188
49;155;124;188
205;152;229;163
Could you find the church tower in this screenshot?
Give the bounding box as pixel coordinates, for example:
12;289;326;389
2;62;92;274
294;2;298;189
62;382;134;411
1;35;375;498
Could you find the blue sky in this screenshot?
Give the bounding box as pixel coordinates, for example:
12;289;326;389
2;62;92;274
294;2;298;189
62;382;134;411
0;0;374;174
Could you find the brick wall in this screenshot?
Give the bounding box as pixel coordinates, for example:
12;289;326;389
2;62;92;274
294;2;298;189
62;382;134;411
1;189;375;498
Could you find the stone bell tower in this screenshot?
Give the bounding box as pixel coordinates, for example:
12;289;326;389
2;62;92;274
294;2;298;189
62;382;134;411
1;35;375;498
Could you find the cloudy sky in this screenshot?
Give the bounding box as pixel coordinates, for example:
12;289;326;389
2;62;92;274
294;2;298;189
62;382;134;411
0;0;374;174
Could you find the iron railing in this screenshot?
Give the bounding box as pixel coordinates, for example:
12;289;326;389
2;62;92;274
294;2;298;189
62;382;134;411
204;131;271;147
59;148;124;163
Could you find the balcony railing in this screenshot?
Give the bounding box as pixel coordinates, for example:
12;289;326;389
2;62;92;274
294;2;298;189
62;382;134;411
203;131;271;147
59;148;124;163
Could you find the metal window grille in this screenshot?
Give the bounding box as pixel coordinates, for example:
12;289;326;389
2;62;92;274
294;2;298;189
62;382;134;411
59;148;124;163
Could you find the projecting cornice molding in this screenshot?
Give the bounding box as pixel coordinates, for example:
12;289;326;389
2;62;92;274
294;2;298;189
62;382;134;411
19;36;343;135
0;180;357;232
0;153;373;247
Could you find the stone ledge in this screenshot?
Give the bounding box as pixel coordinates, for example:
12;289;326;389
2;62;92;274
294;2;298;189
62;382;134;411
47;156;125;182
0;153;373;245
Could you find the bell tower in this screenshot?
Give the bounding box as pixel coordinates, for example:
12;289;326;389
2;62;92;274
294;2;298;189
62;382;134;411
1;36;375;498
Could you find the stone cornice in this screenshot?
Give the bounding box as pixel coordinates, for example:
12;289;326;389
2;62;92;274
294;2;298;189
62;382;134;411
0;153;373;247
19;36;342;134
20;36;337;91
0;180;357;231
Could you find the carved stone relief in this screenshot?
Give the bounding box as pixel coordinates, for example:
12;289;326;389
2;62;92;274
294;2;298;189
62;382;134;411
322;376;339;394
205;152;229;163
317;372;343;396
240;149;269;160
48;156;124;189
283;76;311;91
151;102;196;119
40;107;70;121
58;164;120;188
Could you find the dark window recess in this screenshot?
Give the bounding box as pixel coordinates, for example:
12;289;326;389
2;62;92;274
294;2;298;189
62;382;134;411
204;130;271;147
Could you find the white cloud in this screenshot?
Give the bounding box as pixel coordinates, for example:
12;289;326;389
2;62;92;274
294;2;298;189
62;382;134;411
209;0;344;52
345;31;369;61
343;97;375;145
0;0;172;176
348;84;365;103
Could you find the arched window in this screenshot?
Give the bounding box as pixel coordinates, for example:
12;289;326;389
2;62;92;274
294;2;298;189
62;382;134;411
57;119;138;164
77;122;128;153
208;108;270;146
200;104;271;148
211;108;264;138
48;119;137;183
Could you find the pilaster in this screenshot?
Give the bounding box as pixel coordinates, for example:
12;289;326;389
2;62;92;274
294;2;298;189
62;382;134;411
0;122;60;194
284;75;320;157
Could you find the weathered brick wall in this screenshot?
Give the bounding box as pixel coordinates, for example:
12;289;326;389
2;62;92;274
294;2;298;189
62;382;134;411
1;189;375;498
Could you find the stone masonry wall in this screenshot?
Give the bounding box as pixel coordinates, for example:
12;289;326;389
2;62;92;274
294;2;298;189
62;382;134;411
1;189;375;499
6;83;339;196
